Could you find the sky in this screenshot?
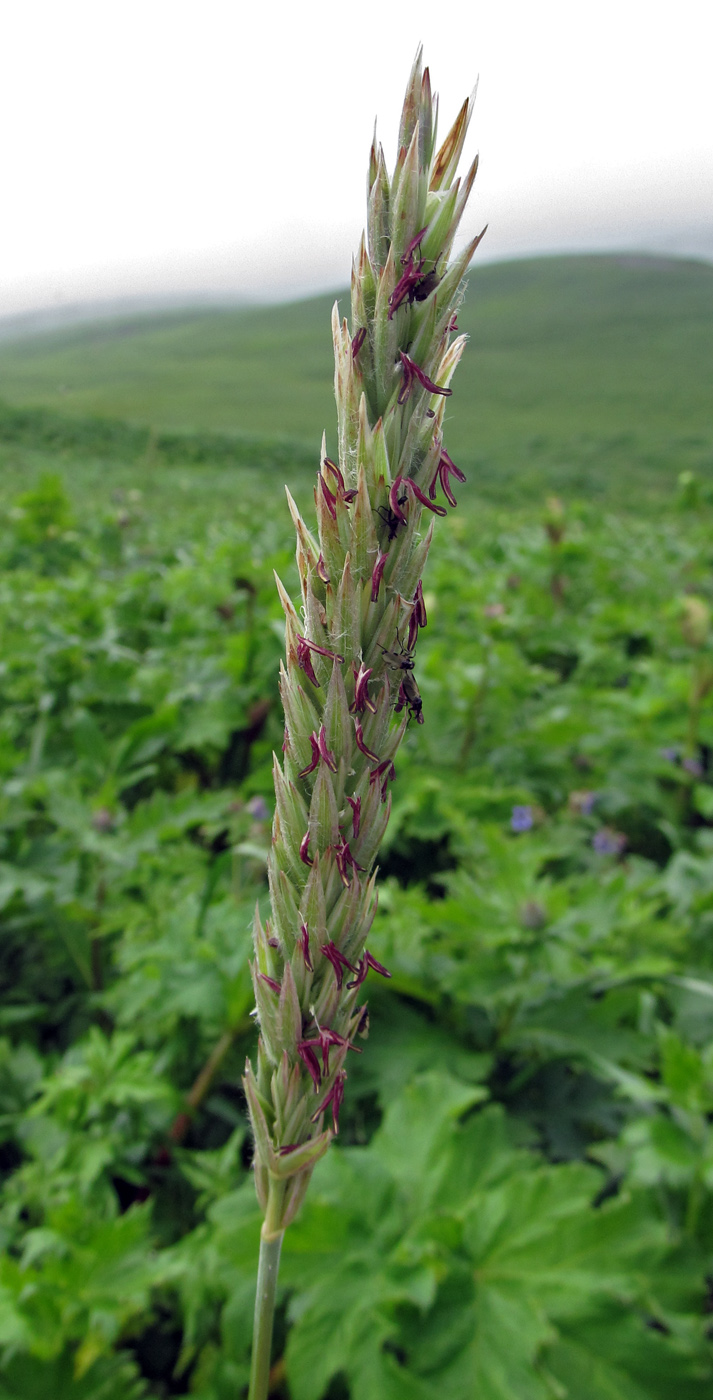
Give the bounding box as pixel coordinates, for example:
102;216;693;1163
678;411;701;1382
1;0;712;321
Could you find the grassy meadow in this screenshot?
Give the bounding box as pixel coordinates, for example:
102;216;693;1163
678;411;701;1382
1;253;712;510
1;254;713;1398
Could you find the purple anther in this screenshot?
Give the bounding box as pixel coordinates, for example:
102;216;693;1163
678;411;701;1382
323;457;346;492
317;725;338;773
299;832;313;866
311;1069;346;1134
298;733;321;779
365;950;391;978
301;1026;361;1078
407;610;419;652
297;1040;322;1091
354;718;380;762
389;475;408;524
400;226;429;264
319;474;337;520
347;794;361;839
398;351;453;405
347;949;392;990
299;922;313;972
371;549;388;602
296;638;320;687
438;449;467;508
259;973;281;994
321;940;357;989
404;476;447;516
278;1143;301;1156
369;759;396;801
352;327;367;360
332;837;364;888
388;259;426;319
297;634;345;669
397;354;415;405
317;554;331;585
351;662;377;715
448;313;459;333
414;579;427;628
440;448;466;484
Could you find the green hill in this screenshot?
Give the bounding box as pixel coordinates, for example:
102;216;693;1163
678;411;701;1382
0;254;711;504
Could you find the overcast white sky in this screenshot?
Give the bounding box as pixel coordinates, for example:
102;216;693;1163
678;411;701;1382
1;0;712;320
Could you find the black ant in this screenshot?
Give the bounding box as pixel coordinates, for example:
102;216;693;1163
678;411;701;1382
375;493;409;542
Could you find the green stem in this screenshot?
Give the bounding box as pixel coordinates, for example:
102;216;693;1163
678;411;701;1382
248;1184;286;1400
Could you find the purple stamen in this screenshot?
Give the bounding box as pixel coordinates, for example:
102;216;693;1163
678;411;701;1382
371;549;388;602
297;634;345;665
369;759;396;801
278;1143;301;1155
438;449;467;508
414;580;427;628
259;973;281;993
298;733;321;778
347;950;392;990
296;639;320;687
400;226;429;264
311;1069;346;1134
296;634;345;687
299;832;313;866
398;352;453;405
319;474;337;519
404;476;447;516
389;475;408;524
397;355;414;405
323;457;346;492
388;259;426;319
300;922;313;971
317;725;338;773
321;940;357;989
354;718;380;762
440;448;466;484
301;1026;361;1078
448;313;459;333
407;610;419;652
297;1040;322;1091
347;794;361;839
351;663;377;715
439;466;458;508
352;327;367;360
317;554;331;585
332;837;364;888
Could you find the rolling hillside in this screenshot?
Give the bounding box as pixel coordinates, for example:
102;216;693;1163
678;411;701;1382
0;254;711;505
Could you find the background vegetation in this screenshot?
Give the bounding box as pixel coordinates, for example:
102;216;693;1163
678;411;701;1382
0;253;712;1397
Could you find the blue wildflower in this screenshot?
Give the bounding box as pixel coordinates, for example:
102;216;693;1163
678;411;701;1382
592;828;627;856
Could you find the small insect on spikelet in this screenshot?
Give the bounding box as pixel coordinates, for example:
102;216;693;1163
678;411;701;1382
245;47;485;1398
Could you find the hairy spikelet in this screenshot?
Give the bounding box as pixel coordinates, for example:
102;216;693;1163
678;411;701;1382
243;49;484;1231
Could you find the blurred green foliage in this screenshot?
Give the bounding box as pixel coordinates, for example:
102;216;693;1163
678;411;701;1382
0;445;712;1398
